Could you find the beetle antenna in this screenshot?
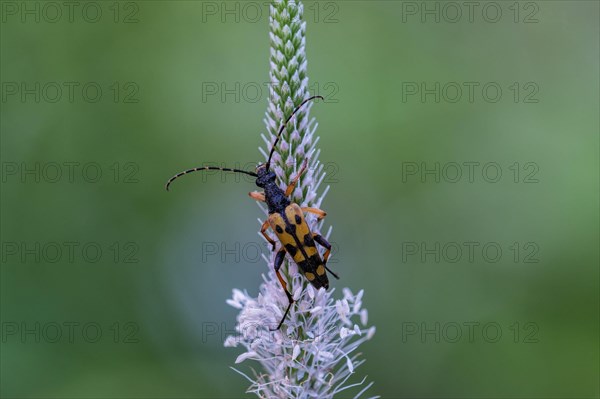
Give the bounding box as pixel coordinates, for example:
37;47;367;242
265;95;324;172
165;166;258;191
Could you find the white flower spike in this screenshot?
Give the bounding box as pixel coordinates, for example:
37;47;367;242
225;1;376;398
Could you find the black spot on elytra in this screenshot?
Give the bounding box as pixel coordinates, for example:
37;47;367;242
275;225;284;234
304;234;315;247
309;254;322;265
285;244;298;257
297;259;310;272
285;223;296;234
295;214;302;224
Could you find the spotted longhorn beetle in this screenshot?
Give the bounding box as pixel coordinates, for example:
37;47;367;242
166;95;339;330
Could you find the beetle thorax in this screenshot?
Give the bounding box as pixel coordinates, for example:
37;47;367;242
264;181;290;214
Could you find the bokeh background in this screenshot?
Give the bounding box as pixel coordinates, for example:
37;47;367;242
1;1;598;398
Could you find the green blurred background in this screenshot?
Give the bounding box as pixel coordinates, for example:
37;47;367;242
1;1;598;398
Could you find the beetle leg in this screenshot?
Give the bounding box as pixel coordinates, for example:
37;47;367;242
271;248;294;331
260;219;276;252
285;159;309;197
313;233;339;279
249;191;266;202
302;206;327;221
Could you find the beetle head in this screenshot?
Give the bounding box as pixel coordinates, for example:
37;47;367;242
255;164;276;188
